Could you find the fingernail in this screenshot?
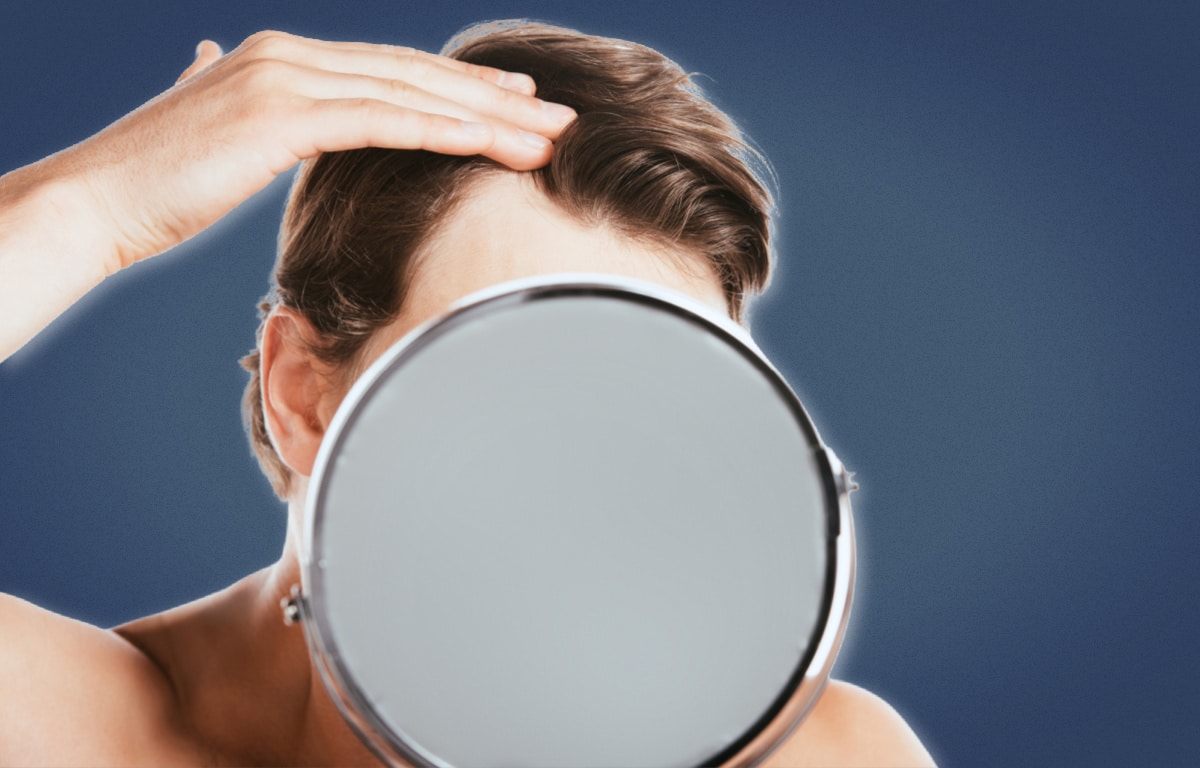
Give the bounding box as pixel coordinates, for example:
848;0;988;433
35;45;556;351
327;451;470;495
519;130;551;149
195;41;206;59
499;71;536;93
541;101;577;126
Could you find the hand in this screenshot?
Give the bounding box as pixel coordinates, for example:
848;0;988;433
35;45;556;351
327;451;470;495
42;31;578;275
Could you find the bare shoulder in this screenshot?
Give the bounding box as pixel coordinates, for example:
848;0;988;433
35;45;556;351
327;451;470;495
0;593;201;765
762;679;936;768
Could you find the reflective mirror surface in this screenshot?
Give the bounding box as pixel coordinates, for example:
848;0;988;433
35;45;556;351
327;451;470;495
303;275;849;768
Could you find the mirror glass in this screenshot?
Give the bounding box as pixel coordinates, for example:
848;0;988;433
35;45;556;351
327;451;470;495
304;277;839;768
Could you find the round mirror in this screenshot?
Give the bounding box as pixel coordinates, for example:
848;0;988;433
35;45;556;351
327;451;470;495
296;274;855;767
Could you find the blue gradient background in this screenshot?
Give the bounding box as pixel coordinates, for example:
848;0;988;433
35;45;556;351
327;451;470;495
2;2;1197;766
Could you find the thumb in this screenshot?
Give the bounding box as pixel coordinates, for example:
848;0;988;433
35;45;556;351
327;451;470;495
176;40;224;84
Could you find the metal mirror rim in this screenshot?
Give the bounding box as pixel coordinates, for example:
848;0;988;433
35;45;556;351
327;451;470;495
295;273;857;768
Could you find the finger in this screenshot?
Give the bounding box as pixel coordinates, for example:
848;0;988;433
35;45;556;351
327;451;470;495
197;40;224;67
234;33;572;137
308;39;539;96
248;33;538;95
292;99;553;171
283;63;569;154
177;40;224;84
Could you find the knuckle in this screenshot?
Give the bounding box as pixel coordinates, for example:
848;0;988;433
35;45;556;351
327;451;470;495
397;53;436;81
466;63;499;81
242;30;293;58
358;100;409;140
418;110;441;130
487;83;524;111
237;57;292;91
384;78;415;101
354;98;389;123
415;111;450;142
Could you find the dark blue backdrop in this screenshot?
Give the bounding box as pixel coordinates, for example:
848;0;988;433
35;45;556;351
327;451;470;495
2;3;1197;766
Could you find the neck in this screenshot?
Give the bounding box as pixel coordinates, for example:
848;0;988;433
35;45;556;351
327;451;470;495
252;506;383;766
124;504;381;766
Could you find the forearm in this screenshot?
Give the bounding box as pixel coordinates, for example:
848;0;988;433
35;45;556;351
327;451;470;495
0;31;572;365
0;160;115;362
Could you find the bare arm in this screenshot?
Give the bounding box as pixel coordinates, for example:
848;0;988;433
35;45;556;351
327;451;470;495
0;31;576;762
0;166;107;361
764;680;936;768
0;593;205;765
0;32;576;361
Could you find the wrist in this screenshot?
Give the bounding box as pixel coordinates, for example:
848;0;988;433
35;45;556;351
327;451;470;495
0;161;123;361
0;157;121;282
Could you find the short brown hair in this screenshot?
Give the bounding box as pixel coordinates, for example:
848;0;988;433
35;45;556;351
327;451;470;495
241;21;775;498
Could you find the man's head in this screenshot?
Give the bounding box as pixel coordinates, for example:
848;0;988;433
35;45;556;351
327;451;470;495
242;21;775;500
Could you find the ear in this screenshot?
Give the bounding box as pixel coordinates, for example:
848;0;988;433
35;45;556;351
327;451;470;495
259;307;343;480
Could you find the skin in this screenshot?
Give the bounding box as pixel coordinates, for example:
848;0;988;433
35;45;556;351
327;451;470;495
0;31;935;767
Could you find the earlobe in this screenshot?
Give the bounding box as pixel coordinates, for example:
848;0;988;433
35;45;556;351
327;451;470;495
260;308;337;479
